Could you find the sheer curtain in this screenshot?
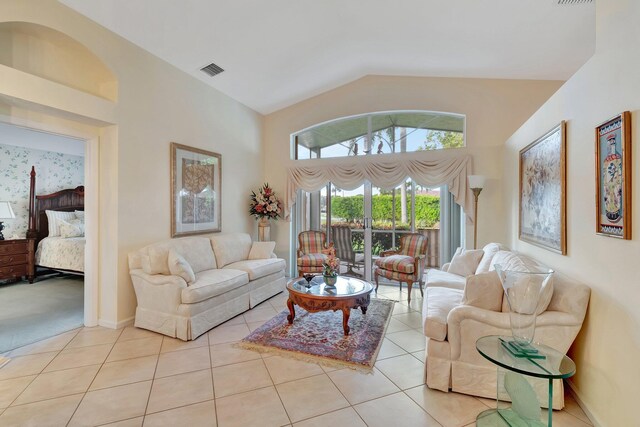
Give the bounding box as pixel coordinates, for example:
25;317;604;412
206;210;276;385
439;185;462;266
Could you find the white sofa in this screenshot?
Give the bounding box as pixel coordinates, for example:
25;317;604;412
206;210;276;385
128;233;286;340
422;243;590;409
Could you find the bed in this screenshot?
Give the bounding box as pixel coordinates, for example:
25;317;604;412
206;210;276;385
26;167;85;275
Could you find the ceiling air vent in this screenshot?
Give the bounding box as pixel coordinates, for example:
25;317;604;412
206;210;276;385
200;62;224;77
558;0;592;4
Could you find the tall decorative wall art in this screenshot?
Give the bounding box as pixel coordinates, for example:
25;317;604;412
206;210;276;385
595;112;631;239
519;121;567;254
171;143;222;237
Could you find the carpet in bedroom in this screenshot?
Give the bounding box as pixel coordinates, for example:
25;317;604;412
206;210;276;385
0;276;84;353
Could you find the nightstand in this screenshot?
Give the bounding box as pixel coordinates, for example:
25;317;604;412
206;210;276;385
0;239;35;284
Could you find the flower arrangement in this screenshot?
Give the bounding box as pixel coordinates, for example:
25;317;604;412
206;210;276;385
322;246;339;277
249;183;282;220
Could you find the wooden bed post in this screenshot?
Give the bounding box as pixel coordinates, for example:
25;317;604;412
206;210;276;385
26;166;37;239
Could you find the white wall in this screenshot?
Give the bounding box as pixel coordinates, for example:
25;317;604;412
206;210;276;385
263;75;564;265
0;0;265;325
503;1;640;425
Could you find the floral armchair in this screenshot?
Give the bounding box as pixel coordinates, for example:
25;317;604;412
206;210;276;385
296;230;335;276
374;233;428;301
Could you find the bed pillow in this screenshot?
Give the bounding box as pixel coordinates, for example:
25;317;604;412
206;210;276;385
447;248;484;277
168;249;196;284
248;241;276;260
58;219;85;238
45;210;78;237
462;271;503;312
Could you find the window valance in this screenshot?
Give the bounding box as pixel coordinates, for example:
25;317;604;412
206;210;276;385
285;155;475;222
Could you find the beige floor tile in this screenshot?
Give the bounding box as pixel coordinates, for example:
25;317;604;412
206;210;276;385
393;311;424;329
398;297;424;312
155;346;210;378
216;386;289;427
67;327;122;349
160;333;208;353
376;338;407;360
411;350;426;362
220;314;247;326
106;336;163;362
392;303;412;315
385;317;413;334
90;355;158;390
375;354;425;390
264;355;324;384
13;364;100;405
0;393;83;426
321;365;340;373
475;396;496;408
68;380;151;426
385;329;426;353
243;305;278;323
0;351;58;380
100;417;144;427
144;400;216;427
247;321;267;332
327;367;400;405
563;393;593;425
0;375;36;408
210;342;261;367
405;385;488;427
208;323;251;345
147;369;214;414
212;359;272;398
276;374;349;423
118;326;161;342
293;407;366;427
44;343;112;372
542;409;593;427
5;330;79;357
354;392;440;427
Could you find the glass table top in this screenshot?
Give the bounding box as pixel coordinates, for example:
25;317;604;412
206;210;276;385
288;275;372;297
476;336;576;380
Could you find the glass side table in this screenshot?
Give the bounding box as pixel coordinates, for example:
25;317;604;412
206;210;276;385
476;336;576;427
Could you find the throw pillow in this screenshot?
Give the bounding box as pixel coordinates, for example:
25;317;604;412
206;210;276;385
462;271;503;312
168;249;196;284
447;248;484;277
45;210;77;237
248;241;276;260
58;219;85;238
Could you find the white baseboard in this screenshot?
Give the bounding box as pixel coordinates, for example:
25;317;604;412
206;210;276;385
98;316;135;330
565;379;600;427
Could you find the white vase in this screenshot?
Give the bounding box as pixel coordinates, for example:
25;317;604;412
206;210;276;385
258;217;270;241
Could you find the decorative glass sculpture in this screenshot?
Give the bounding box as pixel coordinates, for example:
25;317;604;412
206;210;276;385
495;264;553;345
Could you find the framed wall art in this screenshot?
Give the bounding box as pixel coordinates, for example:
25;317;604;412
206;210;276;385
519;121;567;254
595;111;631;239
171;143;222;237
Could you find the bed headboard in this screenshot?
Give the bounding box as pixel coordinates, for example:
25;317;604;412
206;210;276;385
26;166;85;246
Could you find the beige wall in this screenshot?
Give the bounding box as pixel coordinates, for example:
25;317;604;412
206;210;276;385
0;0;264;325
263;75;563;264
503;1;639;425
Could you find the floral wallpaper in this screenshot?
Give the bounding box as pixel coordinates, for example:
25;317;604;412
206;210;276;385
0;143;84;238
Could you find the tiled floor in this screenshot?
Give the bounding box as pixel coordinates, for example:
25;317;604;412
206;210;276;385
0;284;593;427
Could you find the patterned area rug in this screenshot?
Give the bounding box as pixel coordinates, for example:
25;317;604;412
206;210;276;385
237;298;394;372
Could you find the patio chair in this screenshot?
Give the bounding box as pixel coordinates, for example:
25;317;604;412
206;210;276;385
296;230;333;276
331;225;365;278
374;233;428;302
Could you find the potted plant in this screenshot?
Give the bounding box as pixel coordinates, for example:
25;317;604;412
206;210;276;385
322;246;339;287
249;183;282;241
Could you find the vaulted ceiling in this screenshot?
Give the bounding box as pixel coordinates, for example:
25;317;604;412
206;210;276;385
60;0;596;114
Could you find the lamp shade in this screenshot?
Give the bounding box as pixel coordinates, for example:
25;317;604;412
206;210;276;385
0;202;15;219
468;175;486;189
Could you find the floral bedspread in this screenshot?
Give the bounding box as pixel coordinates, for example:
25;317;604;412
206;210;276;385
35;237;85;272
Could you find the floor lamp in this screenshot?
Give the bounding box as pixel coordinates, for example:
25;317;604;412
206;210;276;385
468;175;486;249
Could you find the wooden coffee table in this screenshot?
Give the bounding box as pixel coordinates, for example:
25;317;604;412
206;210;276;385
286;276;373;335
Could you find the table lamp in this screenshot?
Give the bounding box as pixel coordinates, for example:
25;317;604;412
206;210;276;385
468;175;486;249
0;201;15;240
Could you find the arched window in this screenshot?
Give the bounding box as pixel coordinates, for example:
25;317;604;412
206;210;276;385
293;110;465;160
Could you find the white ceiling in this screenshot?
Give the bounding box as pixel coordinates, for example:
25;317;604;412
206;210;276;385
0;122;85;156
60;0;596;114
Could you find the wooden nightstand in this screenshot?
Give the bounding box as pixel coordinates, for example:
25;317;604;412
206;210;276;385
0;239;35;284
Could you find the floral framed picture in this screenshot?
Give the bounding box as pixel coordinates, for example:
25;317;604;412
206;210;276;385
171;143;222;237
519;121;566;254
595;112;631;239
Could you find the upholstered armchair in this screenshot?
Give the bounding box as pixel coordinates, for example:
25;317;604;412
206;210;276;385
296;230;335;276
374;233;428;301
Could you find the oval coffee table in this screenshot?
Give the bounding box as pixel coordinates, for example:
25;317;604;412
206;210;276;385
286;276;373;335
